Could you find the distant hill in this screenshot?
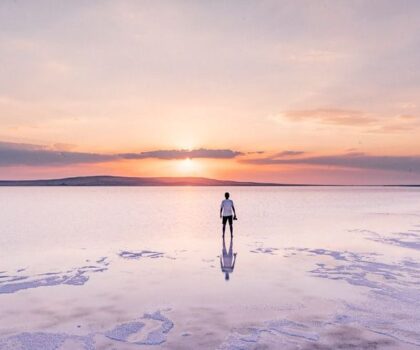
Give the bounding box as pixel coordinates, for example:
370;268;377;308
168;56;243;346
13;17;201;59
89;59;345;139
1;176;418;186
0;175;287;186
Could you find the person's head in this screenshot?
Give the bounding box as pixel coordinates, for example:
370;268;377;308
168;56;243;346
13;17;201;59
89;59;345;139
225;272;230;281
225;192;230;199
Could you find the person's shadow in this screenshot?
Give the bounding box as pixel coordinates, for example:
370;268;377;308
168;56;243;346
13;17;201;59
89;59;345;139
220;236;237;281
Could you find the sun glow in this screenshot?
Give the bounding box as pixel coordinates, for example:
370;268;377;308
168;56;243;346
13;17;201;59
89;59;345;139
178;158;198;174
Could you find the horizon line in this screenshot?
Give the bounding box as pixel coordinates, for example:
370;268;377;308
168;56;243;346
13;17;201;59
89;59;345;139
0;175;419;187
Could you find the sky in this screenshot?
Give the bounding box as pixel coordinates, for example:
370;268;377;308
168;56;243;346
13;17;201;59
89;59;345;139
1;0;420;184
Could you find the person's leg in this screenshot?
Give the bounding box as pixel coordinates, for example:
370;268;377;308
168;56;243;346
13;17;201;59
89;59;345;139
222;216;227;236
229;216;233;236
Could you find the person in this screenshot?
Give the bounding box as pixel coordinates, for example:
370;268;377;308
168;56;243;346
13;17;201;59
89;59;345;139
220;236;237;281
220;192;237;237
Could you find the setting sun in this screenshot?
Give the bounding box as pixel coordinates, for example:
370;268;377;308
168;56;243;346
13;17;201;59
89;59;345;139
178;158;197;173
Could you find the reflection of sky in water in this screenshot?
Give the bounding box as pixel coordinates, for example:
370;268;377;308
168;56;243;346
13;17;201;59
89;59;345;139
0;187;419;349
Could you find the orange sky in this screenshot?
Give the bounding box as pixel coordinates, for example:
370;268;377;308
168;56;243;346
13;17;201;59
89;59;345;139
1;1;420;184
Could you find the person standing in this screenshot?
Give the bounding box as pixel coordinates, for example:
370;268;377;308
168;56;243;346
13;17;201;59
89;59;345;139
220;192;237;237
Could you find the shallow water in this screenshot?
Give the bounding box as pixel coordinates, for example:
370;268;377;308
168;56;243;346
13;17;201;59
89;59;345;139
0;187;419;349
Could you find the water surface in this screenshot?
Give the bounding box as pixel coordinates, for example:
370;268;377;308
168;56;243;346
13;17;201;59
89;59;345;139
0;187;419;349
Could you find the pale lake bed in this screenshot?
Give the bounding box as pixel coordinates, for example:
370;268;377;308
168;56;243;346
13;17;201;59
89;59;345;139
0;187;419;349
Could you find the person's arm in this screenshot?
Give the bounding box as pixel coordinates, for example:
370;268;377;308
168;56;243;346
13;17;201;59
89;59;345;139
220;204;223;218
232;253;237;269
232;203;237;219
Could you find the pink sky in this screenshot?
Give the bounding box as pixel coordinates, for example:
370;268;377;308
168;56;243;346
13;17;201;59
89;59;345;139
1;1;420;184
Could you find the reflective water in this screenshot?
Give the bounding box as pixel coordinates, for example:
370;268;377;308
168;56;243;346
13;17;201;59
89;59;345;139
0;187;419;349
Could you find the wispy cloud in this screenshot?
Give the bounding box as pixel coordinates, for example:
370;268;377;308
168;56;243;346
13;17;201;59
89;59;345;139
269;108;420;133
369;114;420;133
0;142;114;166
274;150;306;157
120;148;243;160
274;108;377;126
245;152;420;173
0;142;244;167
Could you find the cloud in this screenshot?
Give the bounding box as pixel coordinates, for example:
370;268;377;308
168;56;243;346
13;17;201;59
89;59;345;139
369;114;420;133
274;150;306;157
270;108;420;133
120;148;243;160
0;142;244;166
277;108;377;126
244;152;420;173
246;151;265;155
0;142;114;166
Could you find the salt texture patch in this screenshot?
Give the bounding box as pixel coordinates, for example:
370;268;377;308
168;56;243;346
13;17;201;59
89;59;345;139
367;231;420;250
266;320;319;341
218;313;400;349
119;250;164;259
0;258;109;294
250;247;279;255
285;236;420;346
104;321;145;342
350;227;420;250
0;310;174;349
217;318;320;349
104;310;174;346
293;248;420;292
139;311;174;345
334;297;420;346
250;242;279;255
0;332;94;350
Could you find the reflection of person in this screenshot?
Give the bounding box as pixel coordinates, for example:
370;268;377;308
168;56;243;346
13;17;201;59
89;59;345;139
220;237;237;281
220;192;237;237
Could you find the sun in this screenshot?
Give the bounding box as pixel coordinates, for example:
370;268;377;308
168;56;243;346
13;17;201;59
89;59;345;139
181;158;193;170
178;158;198;174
